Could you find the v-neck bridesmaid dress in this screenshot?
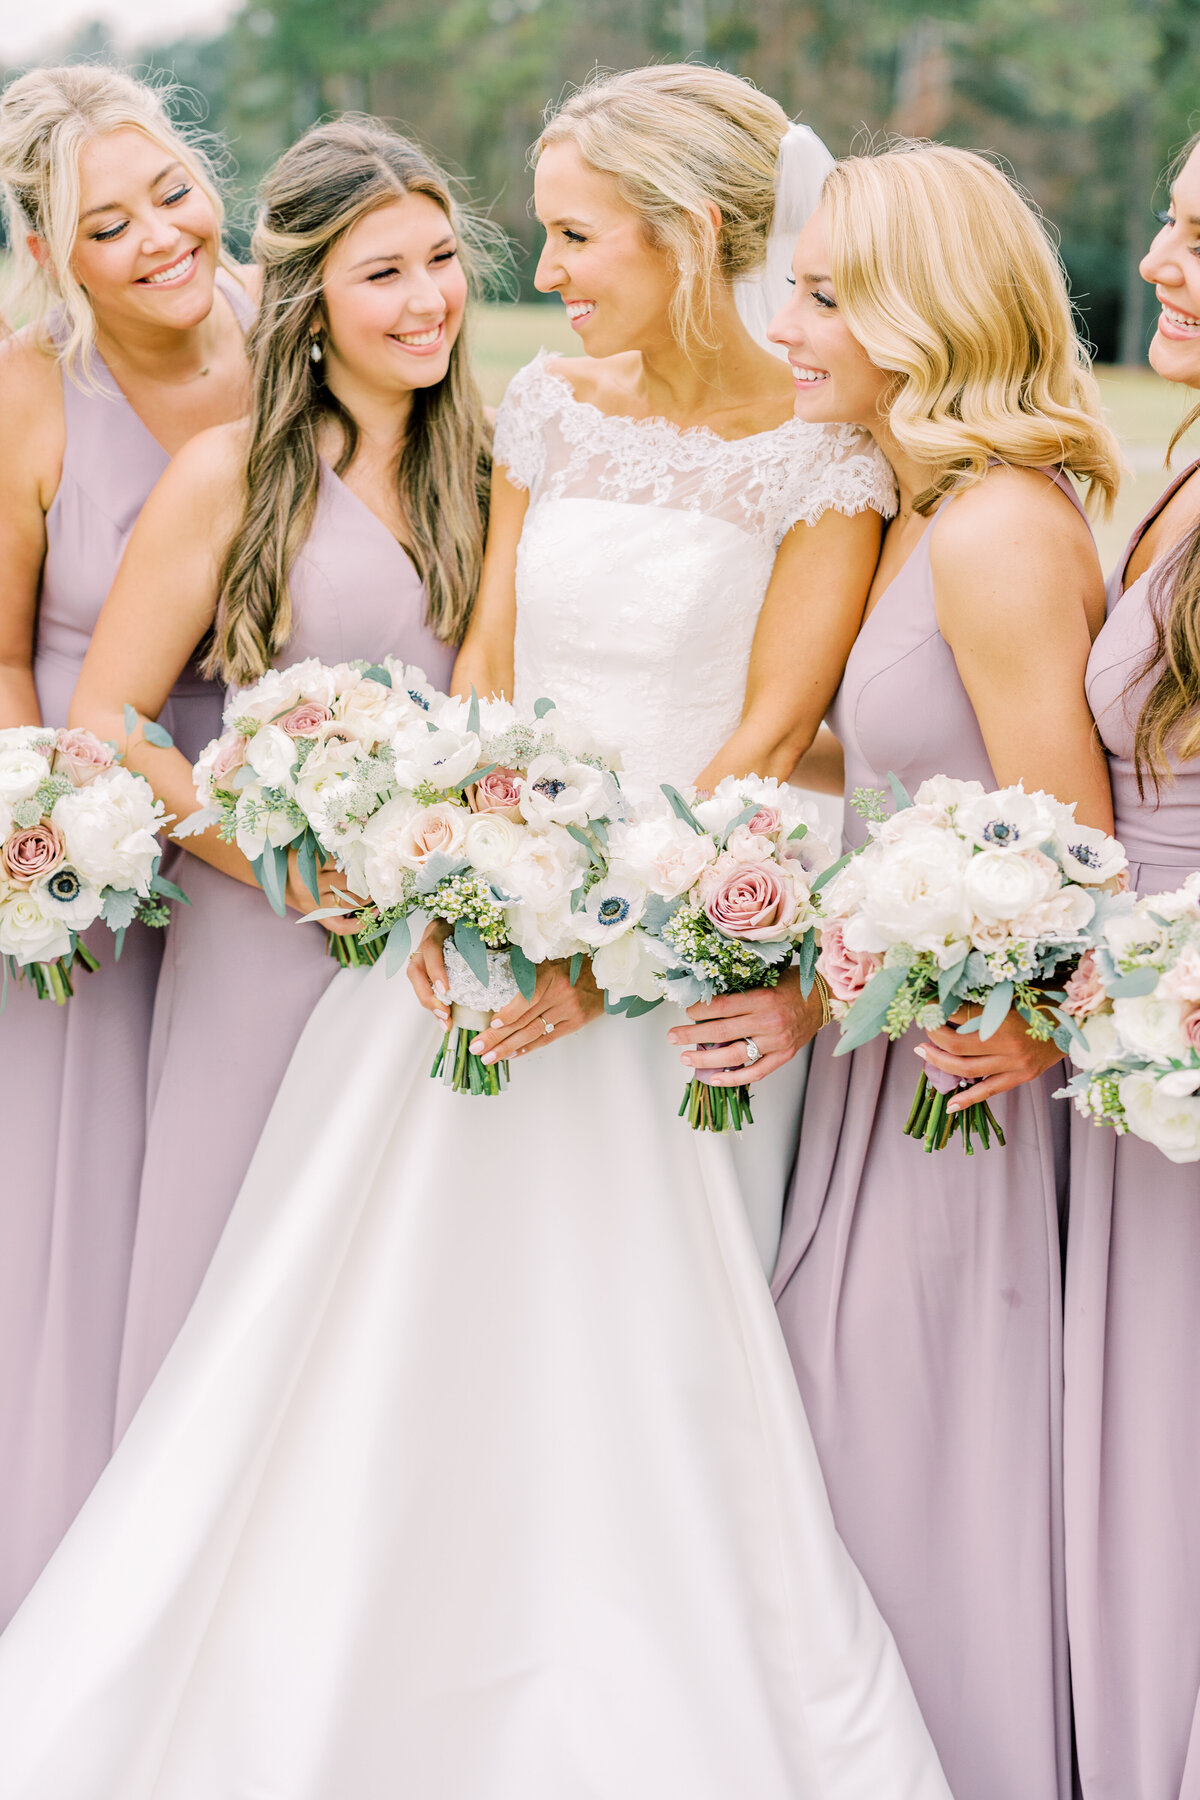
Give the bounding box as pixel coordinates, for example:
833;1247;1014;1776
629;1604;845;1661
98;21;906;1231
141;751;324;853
112;463;455;1435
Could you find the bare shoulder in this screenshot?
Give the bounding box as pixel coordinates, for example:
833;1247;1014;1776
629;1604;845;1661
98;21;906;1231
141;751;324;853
931;464;1095;573
150;419;249;524
0;326;63;436
229;261;263;306
544;351;639;411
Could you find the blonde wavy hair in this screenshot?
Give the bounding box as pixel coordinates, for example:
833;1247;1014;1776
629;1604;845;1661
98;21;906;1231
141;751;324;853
210;117;496;686
0;63;236;384
822;142;1122;515
535;65;788;352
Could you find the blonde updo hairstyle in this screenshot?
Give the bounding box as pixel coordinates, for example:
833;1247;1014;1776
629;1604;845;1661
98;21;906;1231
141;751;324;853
822;142;1122;515
534;65;788;352
0;63;234;381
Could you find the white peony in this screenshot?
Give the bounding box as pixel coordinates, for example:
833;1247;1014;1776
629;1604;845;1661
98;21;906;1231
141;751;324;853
605;815;715;899
592;927;671;1004
503;827;587;914
519;754;610;829
1112;993;1192;1064
51;768;163;893
1119;1067;1200;1163
912;774;985;813
0;745;51;806
225;658;338;727
243;723;299;789
841;826;973;966
463;812;523;875
358;797;421;908
1159;943;1200;1004
1008;883;1095;944
506;893;584;964
0;891;72;964
964;847;1063;929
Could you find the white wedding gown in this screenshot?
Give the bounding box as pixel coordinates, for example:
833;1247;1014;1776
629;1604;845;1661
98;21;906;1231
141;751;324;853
0;355;951;1799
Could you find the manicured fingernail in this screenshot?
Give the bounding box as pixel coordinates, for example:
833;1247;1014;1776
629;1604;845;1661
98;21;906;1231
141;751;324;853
438;1010;450;1024
482;1051;497;1065
434;982;448;1000
667;1032;678;1043
469;1038;484;1053
947;1101;961;1114
913;1044;928;1060
491;1016;504;1028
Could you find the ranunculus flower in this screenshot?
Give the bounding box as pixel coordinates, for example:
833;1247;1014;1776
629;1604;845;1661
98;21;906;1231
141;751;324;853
277;702;331;738
964;846;1061;928
700;854;798;941
463;812;522;874
470;768;523;821
0;891;71;965
2;822;64;885
817;920;881;1004
1119;1067;1200;1163
0;746;51;806
54;729;116;787
1062;951;1107;1019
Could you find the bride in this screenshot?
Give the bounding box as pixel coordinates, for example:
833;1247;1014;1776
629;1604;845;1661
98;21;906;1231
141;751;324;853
0;69;950;1799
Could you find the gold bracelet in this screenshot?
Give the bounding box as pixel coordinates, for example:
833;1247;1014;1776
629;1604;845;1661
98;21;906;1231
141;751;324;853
813;971;833;1031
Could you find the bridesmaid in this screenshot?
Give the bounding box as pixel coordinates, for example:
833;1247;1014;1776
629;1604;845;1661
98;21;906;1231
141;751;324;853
71;117;491;1431
688;144;1122;1800
1065;132;1200;1800
0;63;252;1624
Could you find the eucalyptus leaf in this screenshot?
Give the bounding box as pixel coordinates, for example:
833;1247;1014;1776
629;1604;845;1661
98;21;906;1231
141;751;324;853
142;719;174;750
297;830;322;908
384;914;412;978
788;822;809;841
834;964;909;1055
466;686;481;738
661;784;704;836
1106;965;1160;998
362;665;392;687
149;873;190;906
447;762;495;794
453;921;490;986
811;853;850;894
569;951;584;987
122;703;138;739
973;980;1014;1041
533;697;555;719
796;928;818;996
259;844;290;918
937;955;969;1011
509;942;537;1002
719;803;760;849
887;771;913;812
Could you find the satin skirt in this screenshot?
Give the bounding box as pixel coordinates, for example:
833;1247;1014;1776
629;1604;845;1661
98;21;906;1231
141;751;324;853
0;963;947;1800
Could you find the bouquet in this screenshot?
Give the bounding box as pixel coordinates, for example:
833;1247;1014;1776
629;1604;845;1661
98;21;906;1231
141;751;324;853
1058;872;1200;1163
302;678;626;1096
179;657;419;968
591;776;841;1131
0;725;180;1004
818;775;1127;1154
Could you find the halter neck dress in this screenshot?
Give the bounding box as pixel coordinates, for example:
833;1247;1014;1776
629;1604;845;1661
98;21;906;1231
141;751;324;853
112;464;455;1435
773;470;1087;1800
1064;458;1200;1800
0;275;249;1627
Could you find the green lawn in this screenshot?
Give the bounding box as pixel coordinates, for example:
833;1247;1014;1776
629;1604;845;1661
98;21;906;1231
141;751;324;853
474;303;1198;568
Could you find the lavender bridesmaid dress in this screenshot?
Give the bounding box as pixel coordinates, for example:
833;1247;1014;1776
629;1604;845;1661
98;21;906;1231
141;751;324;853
0;285;252;1625
113;465;455;1435
772;474;1085;1800
1065;459;1200;1800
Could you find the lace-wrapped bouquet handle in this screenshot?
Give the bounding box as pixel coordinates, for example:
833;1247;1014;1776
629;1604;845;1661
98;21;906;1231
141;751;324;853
591;775;842;1131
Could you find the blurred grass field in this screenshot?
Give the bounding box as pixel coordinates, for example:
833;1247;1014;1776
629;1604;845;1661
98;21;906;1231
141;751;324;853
475;303;1200;569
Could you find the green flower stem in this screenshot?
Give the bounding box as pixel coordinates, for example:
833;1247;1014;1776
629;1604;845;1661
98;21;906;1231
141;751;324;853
430;1025;508;1097
678;1075;755;1133
15;943;102;1005
902;1070;1007;1156
326;930;384;969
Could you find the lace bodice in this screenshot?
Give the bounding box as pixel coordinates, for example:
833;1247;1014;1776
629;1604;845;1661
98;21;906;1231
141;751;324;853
496;351;896;786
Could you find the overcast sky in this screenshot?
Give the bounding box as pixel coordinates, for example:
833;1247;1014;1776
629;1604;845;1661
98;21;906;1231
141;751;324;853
0;0;236;64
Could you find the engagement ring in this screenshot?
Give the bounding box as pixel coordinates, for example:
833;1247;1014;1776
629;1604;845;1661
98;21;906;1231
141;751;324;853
744;1038;761;1065
543;1018;555;1035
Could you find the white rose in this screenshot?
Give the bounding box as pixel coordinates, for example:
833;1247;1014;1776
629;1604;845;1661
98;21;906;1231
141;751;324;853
51;768;163;893
0;891;72;964
503;827;587;913
577;865;647;948
606;815;715;900
0;745;51;806
391;800;469;871
592;927;670;1004
964;847;1062;928
463;812;523;875
955;785;1064;852
358;795;421;907
1119;1067;1200;1162
1069;1007;1123;1072
842;826;973;965
243;724;299;790
1112;993;1191;1064
519;754;610;829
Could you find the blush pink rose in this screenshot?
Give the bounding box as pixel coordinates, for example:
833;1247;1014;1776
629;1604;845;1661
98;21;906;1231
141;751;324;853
700;855;798;941
209;733;248;785
747;806;780;835
54;728;115;787
276;702;332;738
1183;1006;1200;1055
396;801;468;867
817;920;881;1004
3;822;64;885
470;767;523;821
1063;950;1107;1019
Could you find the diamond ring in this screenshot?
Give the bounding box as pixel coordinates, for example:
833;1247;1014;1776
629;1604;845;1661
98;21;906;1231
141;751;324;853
543;1018;555;1035
744;1037;761;1065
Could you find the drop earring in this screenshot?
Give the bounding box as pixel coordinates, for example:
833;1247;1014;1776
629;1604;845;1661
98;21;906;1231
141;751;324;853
310;334;324;364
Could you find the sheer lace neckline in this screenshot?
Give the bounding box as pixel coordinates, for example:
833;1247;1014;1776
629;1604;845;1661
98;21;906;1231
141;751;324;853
533;350;807;451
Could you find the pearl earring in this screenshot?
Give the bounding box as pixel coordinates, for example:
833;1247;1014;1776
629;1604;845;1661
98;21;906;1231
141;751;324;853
310;335;323;364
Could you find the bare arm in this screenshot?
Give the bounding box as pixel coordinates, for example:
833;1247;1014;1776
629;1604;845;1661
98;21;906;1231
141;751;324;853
69;425;258;886
449;464;528;700
789;725;845;796
0;337;64;727
694;505;880;791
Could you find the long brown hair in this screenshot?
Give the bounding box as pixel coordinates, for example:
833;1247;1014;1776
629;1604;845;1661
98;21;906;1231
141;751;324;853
209;117;498;686
1128;131;1200;794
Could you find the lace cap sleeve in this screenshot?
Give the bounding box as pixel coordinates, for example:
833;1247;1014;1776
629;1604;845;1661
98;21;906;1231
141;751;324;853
778;423;897;535
492;351;562;494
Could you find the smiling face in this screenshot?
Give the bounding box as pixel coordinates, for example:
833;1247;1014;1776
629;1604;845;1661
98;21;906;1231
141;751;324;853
532;139;679;356
768;208;893;429
66;126;220;334
1142;142;1200;389
318;192;467;404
